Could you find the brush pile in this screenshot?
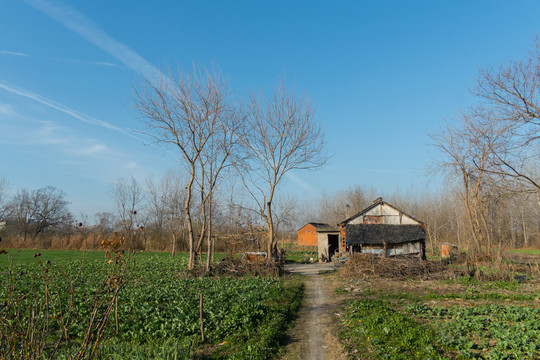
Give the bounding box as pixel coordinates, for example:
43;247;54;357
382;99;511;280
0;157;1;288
340;254;448;280
212;257;284;277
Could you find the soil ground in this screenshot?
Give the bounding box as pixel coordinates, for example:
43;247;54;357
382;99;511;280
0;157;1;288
280;263;348;360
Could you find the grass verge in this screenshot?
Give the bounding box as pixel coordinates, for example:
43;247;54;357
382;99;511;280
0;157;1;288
1;250;302;359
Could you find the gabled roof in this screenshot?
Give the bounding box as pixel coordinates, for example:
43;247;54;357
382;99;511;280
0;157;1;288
338;197;423;226
299;222;339;233
345;224;425;245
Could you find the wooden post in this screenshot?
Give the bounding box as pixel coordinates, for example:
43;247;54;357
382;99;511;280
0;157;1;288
383;240;388;258
199;293;205;342
115;295;119;334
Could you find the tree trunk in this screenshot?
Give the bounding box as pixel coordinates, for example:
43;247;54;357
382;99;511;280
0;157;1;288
266;201;275;261
205;197;212;272
186;169;196;270
171;232;177;257
521;204;529;247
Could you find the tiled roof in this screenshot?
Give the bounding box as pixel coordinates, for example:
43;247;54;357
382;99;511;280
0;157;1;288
345;224;425;245
308;223;339;232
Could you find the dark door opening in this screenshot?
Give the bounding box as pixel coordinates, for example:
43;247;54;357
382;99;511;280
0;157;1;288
328;234;339;261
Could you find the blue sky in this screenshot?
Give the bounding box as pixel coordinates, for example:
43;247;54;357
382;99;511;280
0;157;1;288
1;0;539;219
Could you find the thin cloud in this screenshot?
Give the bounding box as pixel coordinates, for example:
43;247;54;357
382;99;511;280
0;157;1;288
0;113;121;161
24;0;167;82
83;60;118;67
51;57;119;67
0;81;139;139
365;168;413;174
77;143;109;156
286;172;317;193
0;50;29;57
0;103;15;115
0;111;110;157
124;161;137;169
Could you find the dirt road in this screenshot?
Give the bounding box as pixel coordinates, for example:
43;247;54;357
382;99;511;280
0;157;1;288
281;264;348;360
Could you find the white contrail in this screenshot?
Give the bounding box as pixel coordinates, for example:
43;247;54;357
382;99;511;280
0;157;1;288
286;172;317;193
23;0;168;82
0;81;138;139
0;50;29;57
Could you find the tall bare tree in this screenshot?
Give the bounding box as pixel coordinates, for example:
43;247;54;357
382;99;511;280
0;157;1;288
95;211;117;236
0;178;9;224
238;82;327;259
111;177;144;250
146;171;186;255
430;41;540;255
430;115;500;255
470;41;540;195
9;189;33;242
134;65;238;270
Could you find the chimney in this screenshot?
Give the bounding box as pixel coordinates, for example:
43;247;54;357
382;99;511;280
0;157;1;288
345;204;351;219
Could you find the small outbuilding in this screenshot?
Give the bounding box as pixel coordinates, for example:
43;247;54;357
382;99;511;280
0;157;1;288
338;197;426;259
298;223;340;261
297;223;338;246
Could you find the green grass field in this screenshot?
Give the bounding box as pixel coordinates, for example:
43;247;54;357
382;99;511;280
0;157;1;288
0;248;228;266
338;272;540;359
0;249;302;359
283;250;318;263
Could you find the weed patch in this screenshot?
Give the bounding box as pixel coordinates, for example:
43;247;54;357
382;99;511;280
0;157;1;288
408;304;540;359
339;299;446;359
0;252;303;359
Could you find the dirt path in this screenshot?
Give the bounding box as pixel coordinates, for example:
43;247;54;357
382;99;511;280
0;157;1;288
281;264;348;360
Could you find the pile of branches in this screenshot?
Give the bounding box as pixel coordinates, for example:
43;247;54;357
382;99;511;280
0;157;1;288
340;254;448;280
212;257;284;277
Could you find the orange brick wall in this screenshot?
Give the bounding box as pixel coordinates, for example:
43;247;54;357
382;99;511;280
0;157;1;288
340;226;346;251
297;224;318;247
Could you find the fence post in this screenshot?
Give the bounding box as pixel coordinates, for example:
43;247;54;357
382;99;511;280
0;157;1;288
199;293;205;342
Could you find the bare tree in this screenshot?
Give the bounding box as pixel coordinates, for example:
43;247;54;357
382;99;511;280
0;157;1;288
429;42;540;255
134;65;238;270
9;189;33;242
8;186;70;242
199;105;242;270
238;81;327;259
111;177;144;250
470;41;540;195
430;115;499;255
31;186;70;239
0;178;9;224
146;171;186;255
316;185;375;225
95;212;117;235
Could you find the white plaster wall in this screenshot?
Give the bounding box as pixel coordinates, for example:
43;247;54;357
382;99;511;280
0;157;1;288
400;216;419;224
347;204;420;225
349;216;364;224
318;233;329;262
380;206;399;216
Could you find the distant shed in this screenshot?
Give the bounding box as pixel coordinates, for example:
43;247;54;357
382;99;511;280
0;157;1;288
297;223;338;247
339;198;426;259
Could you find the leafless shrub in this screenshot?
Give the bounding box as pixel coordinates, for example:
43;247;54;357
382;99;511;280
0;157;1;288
212;257;283;277
0;236;135;359
340;254;447;280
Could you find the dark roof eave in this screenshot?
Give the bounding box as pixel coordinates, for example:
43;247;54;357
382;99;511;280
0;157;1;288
316;229;340;233
345;224;426;245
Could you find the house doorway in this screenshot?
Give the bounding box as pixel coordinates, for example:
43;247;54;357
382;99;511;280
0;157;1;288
328;234;339;261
